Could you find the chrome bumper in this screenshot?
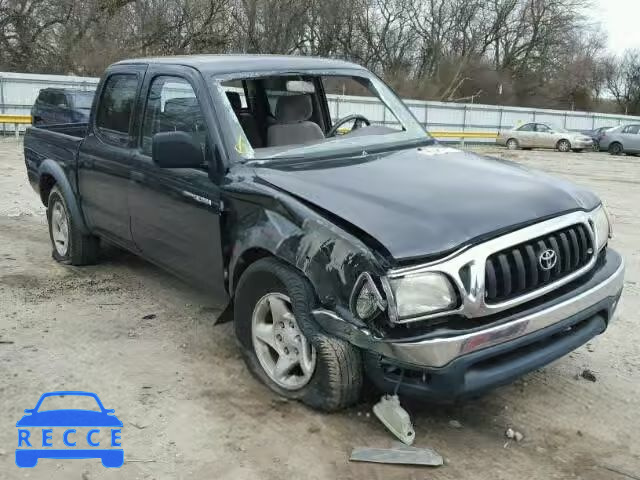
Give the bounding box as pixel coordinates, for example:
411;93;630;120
383;257;624;368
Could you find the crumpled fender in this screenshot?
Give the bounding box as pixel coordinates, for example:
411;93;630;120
38;159;89;234
224;179;391;326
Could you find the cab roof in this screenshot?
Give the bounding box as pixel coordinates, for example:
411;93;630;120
114;54;366;76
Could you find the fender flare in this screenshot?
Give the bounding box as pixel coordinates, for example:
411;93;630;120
38;159;90;234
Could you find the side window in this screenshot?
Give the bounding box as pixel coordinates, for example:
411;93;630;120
95;74;138;143
517;123;535;132
141;76;207;157
536;124;551;132
51;92;68;108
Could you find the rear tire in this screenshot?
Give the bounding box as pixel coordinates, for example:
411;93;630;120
234;257;363;411
609;142;623;155
47;186;99;265
556;139;571;152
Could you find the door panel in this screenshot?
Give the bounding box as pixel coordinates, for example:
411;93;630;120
78;134;135;244
128;158;227;299
77;66;146;248
127;70;227;301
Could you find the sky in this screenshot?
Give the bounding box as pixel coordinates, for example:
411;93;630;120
592;0;640;53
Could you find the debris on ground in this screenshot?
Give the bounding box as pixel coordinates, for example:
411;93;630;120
505;428;524;442
449;420;462;429
142;313;157;320
350;444;443;467
373;394;415;445
581;369;597;382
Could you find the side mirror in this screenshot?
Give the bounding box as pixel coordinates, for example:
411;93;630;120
152;131;203;168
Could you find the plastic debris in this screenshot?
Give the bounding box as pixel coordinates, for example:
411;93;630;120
350;444;443;467
505;427;524;442
373;394;415;445
448;420;462;429
581;369;597;382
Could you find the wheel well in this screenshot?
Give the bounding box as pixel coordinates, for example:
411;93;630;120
556;138;570;147
231;247;274;294
507;137;517;144
610;141;622;148
39;174;56;206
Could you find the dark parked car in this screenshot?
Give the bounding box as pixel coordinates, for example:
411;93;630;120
580;126;614;151
31;88;95;125
23;55;624;410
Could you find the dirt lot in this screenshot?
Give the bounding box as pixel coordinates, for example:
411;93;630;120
0;138;639;480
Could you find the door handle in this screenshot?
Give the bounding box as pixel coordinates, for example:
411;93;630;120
131;171;145;183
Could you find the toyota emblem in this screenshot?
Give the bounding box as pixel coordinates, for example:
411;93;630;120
539;249;557;271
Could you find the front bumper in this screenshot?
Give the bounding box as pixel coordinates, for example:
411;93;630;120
573;140;594;149
314;249;624;401
364;249;623;401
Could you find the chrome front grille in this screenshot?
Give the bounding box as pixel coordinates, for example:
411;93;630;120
385;211;599;323
484;223;594;303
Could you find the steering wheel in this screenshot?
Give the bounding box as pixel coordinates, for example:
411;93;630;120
327;114;371;137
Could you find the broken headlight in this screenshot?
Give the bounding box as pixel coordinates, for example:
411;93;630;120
591;204;611;251
350;272;387;320
387;272;457;322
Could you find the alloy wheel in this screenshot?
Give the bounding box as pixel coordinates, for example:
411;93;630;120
251;293;316;390
51;201;70;257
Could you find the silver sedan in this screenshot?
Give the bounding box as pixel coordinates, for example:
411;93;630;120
497;123;593;152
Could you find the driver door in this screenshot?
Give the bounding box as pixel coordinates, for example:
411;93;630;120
127;68;228;303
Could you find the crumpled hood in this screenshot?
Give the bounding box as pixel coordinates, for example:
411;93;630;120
255;146;600;261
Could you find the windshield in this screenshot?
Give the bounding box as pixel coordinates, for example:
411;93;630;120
212;70;429;161
71;91;94;110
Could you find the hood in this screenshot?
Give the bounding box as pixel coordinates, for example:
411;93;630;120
16;410;122;427
255;146;599;261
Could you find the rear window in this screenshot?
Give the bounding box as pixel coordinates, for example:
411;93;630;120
96;74;138;141
72;92;94;110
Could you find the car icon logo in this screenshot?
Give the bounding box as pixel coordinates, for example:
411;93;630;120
538;249;557;271
15;391;123;468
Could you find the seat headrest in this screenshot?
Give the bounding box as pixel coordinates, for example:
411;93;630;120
164;97;199;115
226;91;242;110
275;94;313;123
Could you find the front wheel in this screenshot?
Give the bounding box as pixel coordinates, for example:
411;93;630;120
506;138;519;150
234;258;363;411
556;139;571;152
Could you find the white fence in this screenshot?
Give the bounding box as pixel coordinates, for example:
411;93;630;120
3;71;640;142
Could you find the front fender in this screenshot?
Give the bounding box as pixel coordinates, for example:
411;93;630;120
38;159;89;234
226;191;390;325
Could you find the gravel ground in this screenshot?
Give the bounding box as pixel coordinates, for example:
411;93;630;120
0;138;638;479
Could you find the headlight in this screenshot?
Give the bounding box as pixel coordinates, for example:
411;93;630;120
591;205;611;251
388;272;457;321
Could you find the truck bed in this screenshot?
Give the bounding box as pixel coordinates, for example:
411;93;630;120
23;124;86;196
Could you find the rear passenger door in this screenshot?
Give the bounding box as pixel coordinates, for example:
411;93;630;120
77;65;146;248
516;123;535;147
127;67;227;301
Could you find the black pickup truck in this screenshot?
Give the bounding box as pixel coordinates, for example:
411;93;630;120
24;55;624;411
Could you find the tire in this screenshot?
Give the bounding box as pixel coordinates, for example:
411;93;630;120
556;139;571;152
506;138;519;150
47;185;99;265
609;142;623;155
234;257;363;411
